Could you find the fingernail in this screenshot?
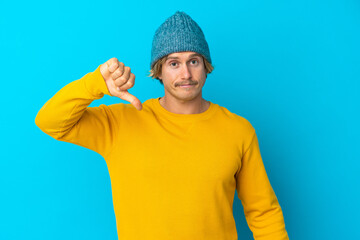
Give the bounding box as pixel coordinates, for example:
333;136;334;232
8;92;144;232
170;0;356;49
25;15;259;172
117;87;120;91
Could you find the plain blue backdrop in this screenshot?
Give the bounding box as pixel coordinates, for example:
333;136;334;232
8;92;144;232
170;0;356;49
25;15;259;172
1;0;359;239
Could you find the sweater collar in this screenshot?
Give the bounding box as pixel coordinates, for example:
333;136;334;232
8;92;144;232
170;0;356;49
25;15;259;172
149;97;218;122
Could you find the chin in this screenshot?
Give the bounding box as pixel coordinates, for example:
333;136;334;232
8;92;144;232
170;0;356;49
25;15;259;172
175;92;201;102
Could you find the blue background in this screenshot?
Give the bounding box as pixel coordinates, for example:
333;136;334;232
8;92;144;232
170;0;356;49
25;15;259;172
1;0;359;239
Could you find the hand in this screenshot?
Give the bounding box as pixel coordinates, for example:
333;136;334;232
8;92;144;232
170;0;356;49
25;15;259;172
100;58;142;111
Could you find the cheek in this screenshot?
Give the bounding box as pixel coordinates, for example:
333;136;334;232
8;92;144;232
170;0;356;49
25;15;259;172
163;72;178;84
199;71;207;84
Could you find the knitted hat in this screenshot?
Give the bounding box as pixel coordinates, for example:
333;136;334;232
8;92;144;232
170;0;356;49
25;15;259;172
150;11;212;69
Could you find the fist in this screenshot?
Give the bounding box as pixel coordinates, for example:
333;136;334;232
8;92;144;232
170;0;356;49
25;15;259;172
100;58;142;111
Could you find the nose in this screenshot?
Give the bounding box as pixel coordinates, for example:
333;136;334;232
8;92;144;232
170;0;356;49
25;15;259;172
181;64;192;79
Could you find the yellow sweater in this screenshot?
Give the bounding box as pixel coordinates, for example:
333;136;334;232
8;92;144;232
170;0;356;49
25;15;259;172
35;65;289;240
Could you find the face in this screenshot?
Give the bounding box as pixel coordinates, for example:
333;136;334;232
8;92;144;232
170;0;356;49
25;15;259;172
158;51;207;102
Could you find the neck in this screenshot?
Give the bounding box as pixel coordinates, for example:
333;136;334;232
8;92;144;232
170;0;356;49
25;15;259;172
159;95;210;114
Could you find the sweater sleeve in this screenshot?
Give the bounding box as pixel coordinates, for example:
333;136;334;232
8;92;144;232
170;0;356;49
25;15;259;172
236;129;289;240
35;65;117;157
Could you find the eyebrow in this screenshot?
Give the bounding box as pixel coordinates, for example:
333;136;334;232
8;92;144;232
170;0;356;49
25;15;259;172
166;53;202;61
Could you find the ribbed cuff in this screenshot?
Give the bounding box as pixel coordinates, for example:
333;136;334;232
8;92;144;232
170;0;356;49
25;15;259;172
83;64;112;98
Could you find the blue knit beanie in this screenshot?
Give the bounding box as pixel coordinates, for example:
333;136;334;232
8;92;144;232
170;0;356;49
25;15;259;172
150;11;212;69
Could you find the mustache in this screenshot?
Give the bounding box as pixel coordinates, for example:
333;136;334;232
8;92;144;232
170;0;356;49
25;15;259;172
175;80;198;87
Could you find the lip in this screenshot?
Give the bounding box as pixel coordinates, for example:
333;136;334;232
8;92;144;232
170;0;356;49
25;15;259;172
179;84;195;88
178;83;197;88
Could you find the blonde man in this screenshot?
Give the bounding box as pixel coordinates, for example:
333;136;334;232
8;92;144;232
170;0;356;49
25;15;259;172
36;11;289;240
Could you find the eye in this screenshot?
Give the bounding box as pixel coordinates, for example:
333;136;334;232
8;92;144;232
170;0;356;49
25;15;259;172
191;59;199;65
170;62;178;67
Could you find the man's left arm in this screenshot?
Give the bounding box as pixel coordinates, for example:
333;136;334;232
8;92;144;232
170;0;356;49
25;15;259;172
235;129;289;240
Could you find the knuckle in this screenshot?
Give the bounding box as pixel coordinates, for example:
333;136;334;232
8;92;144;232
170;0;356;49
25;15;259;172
115;68;122;76
128;74;135;85
110;58;118;66
120;80;133;90
111;74;118;80
128;81;134;88
115;76;126;85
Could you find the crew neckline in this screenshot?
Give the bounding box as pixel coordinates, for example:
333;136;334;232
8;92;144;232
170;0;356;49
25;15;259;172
150;97;218;122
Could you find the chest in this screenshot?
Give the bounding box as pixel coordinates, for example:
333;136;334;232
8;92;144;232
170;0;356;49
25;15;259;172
107;118;242;192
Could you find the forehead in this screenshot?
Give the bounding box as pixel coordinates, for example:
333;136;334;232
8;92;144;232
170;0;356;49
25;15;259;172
166;51;202;60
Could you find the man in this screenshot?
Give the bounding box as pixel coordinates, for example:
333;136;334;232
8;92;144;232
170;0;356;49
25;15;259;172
35;11;289;240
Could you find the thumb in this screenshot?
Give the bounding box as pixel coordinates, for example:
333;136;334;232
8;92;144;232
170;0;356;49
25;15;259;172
117;90;143;111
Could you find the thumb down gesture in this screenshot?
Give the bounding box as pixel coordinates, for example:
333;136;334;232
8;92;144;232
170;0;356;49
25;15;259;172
100;57;142;111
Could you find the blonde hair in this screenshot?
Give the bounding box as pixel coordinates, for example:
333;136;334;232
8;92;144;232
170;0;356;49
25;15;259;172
148;55;214;85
